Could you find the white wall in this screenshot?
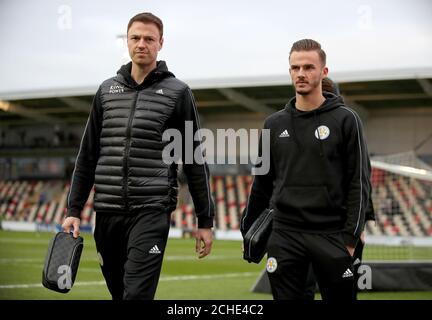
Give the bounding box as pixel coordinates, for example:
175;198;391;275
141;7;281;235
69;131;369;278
201;113;264;163
365;108;432;156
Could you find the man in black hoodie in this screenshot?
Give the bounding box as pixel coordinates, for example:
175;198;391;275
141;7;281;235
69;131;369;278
61;12;215;300
241;39;371;300
302;77;376;300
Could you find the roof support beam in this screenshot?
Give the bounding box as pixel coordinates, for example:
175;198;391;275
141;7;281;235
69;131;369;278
218;88;275;115
58;97;92;113
417;79;432;96
260;93;430;105
196;100;237;108
0;101;65;125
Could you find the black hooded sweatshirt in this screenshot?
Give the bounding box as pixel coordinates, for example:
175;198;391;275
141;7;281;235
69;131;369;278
66;61;214;228
241;92;371;246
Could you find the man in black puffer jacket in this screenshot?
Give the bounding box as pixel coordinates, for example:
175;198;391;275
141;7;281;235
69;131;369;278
62;12;215;300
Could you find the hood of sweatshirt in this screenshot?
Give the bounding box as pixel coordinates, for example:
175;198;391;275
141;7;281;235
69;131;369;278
284;92;345;155
115;60;175;88
285;92;344;116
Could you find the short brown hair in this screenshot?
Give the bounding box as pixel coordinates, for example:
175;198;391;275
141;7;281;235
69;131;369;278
289;39;326;66
127;12;163;38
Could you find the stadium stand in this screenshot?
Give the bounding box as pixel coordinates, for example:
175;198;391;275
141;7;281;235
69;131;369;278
0;163;431;238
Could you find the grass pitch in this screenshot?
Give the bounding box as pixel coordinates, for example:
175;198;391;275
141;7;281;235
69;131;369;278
0;230;431;300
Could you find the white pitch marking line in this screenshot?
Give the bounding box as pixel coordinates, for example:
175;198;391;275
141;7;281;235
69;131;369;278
0;272;259;289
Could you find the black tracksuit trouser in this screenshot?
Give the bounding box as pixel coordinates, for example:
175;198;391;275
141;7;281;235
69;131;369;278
267;228;355;300
303;238;365;300
93;210;170;300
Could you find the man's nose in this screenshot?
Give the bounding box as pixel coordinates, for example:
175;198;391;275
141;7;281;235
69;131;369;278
298;68;306;77
137;38;146;47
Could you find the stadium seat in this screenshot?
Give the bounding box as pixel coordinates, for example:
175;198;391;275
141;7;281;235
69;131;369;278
1;169;431;239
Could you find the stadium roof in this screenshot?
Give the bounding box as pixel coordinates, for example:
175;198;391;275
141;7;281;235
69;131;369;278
1;67;432;128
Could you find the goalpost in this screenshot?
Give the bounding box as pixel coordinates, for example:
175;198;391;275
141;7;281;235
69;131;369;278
363;159;432;262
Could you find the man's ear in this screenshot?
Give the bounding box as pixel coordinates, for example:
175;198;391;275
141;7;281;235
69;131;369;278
159;37;164;51
322;66;329;78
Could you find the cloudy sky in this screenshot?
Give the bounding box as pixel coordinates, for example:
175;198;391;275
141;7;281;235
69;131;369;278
0;0;431;95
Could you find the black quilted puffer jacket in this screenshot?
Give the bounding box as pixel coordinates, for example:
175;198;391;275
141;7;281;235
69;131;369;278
67;61;214;228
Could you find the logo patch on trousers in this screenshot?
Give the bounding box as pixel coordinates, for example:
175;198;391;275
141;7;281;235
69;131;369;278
266;257;277;273
149;245;161;254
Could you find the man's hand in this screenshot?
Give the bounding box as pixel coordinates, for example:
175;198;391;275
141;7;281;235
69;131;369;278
61;217;81;238
195;228;213;259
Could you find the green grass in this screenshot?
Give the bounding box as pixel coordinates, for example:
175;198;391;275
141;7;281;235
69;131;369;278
0;230;431;300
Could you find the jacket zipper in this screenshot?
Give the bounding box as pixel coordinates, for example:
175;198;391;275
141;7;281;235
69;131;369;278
123;91;139;211
248;209;273;258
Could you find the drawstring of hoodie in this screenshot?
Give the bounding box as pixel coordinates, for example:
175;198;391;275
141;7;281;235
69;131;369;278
314;111;325;157
289;107;302;151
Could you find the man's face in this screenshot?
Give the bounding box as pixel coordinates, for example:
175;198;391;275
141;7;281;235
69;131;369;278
127;21;163;67
289;50;328;95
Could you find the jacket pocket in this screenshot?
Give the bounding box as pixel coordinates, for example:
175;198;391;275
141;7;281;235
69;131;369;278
277;185;332;210
275;186;338;224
